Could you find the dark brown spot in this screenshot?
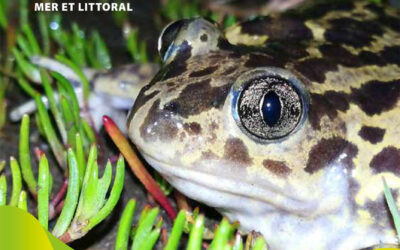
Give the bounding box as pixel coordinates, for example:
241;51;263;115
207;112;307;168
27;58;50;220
297;45;387;83
380;15;400;33
325;91;350;112
223;137;252;165
365;3;385;16
189;65;218;78
309;91;349;130
370;147;400;175
139;100;179;142
319;44;361;67
263;160;292;177
350;79;400;115
305;137;358;174
127;64;174;120
325;18;382;48
359;51;386;66
296;1;354;19
268;42;309;60
217;37;234;50
127;90;160;126
381;45;400;65
294;58;336;83
244;53;284;68
183;122;202;135
358;126;385;144
200;34;208;42
163;62;187;81
240;16;312;42
164;79;231;118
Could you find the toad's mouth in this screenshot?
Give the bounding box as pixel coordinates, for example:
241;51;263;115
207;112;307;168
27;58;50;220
139;151;322;217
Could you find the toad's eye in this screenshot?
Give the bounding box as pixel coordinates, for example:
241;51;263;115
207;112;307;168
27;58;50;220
158;20;186;62
232;67;309;142
158;18;224;63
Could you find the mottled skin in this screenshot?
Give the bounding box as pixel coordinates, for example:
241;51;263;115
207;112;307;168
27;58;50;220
127;1;400;249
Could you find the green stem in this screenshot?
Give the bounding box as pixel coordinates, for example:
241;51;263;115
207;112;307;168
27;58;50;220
38;13;50;55
115;199;136;250
38;155;50;230
17;74;37;97
19;0;28;28
41;70;68;144
0;0;7;29
9;157;22;206
140;228;161;250
12;48;40;82
19;115;37;195
187;214;204;250
96;161;112;211
74;144;96;219
18;191;28;211
92;31;112;69
132;207;160;250
53;149;80;238
165;210;186;250
60;95;77;147
209;218;232;250
0;174;7;206
75;133;85;186
78;160;99;219
52;72;80;127
81;118;96;144
85;155;125;230
71;23;87;67
17;34;33;57
81;145;96;193
252;237;267;250
22;24;41;55
35;94;66;167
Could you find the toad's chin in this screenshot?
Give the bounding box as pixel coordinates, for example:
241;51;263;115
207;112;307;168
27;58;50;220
139;152;397;250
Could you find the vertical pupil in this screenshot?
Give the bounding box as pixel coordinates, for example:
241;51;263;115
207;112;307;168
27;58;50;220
261;91;281;126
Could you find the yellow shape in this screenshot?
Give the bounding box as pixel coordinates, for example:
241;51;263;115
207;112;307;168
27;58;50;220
0;206;71;250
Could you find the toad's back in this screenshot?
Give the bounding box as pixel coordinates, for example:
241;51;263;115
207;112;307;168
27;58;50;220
128;1;400;249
